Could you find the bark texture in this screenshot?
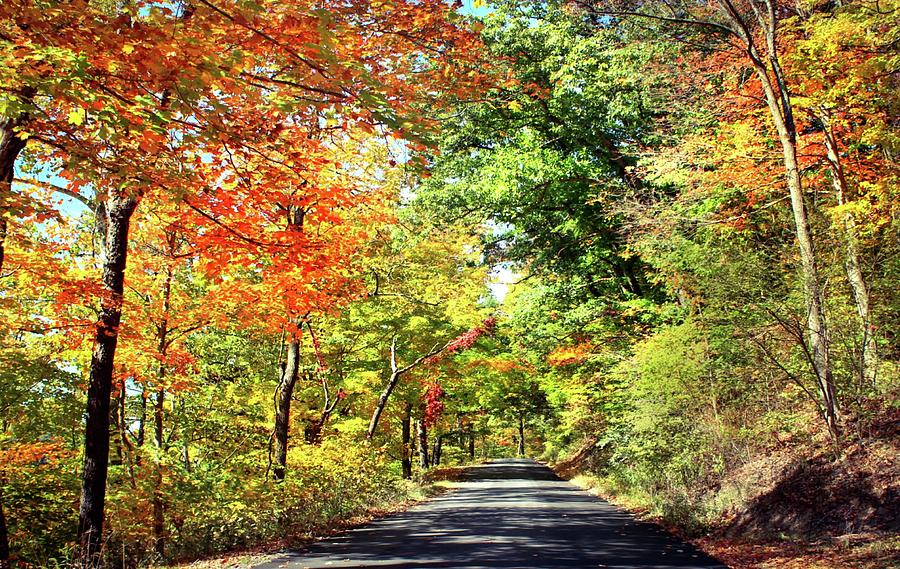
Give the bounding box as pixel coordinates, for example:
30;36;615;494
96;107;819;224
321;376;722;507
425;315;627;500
272;333;300;481
822;116;876;384
432;435;442;466
517;415;526;457
77;195;138;568
0;113;29;274
401;404;412;480
152;265;172;559
366;337;449;439
417;419;429;470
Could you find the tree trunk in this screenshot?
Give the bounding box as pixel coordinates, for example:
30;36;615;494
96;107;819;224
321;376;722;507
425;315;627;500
76;195;138;568
151;261;174;538
822;117;876;385
304;367;341;445
367;337;452;440
416;419;429;470
151;264;171;559
109;387;123;466
272;334;300;481
400;404;412;480
517;415;525;457
0;103;31;275
367;370;401;439
179;398;191;473
778;129;839;440
152;390;165;559
137;389;147;450
183;442;191;473
0;485;9;569
723;8;840;440
116;388;136;489
432;435;442;466
304;415;326;445
468;431;475;461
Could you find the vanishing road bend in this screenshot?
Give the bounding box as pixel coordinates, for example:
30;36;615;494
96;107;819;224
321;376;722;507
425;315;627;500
257;458;728;569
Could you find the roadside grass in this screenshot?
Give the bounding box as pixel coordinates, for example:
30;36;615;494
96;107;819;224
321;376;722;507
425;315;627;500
158;469;467;569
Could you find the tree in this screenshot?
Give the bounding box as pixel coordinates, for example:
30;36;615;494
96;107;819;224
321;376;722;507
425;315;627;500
572;0;839;441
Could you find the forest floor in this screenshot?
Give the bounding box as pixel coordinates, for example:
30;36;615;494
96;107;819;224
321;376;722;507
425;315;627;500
556;406;900;569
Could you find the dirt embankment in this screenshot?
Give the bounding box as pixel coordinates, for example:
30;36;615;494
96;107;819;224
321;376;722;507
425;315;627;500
553;407;900;568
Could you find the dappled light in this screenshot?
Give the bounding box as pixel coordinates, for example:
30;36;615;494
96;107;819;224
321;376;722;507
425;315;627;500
1;0;897;567
261;460;725;569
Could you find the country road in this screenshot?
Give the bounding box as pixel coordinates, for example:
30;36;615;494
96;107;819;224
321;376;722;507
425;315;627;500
256;458;728;569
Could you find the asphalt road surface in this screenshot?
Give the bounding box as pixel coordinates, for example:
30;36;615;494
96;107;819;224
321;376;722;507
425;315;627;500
257;458;728;569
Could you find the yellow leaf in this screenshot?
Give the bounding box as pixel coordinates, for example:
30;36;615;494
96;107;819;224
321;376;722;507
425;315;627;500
473;0;486;7
122;44;135;55
67;110;84;126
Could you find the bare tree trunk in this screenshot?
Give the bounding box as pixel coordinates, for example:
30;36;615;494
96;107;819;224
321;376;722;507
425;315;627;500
715;0;839;441
152;264;172;559
368;369;401;440
137;389;147;450
416;418;429;470
179;398;191;473
400;404;412;480
517;415;525;457
183;442;191;473
77;195;138;568
272;332;300;481
304;340;342;446
116;387;137;489
780;131;839;440
305;415;325;444
305;408;334;445
468;431;475;461
822;116;876;384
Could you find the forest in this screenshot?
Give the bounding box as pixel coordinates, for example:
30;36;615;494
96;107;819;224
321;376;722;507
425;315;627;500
0;0;897;567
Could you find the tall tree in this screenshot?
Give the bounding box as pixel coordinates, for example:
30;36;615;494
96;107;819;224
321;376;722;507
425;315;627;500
574;0;840;440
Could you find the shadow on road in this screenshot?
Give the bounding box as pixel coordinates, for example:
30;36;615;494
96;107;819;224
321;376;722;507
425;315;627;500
458;459;563;481
256;458;727;569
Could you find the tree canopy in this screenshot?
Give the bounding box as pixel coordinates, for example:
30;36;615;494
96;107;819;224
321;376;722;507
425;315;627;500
1;0;897;566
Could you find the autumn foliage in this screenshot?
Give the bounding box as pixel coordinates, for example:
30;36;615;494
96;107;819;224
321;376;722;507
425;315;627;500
2;0;898;567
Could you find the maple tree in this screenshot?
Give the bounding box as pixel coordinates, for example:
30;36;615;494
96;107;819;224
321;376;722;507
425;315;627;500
1;0;897;567
3;0;490;563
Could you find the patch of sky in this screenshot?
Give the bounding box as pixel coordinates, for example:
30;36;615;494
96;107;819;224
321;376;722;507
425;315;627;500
459;0;493;17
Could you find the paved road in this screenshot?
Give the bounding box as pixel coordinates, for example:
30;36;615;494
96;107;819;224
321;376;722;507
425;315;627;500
257;458;727;569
